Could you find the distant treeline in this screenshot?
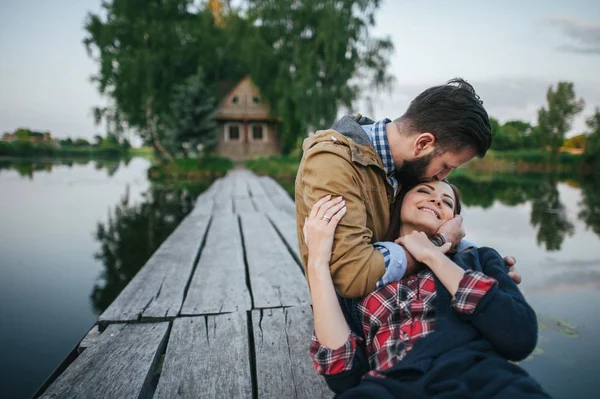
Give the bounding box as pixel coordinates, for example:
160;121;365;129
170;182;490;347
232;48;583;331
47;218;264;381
0;128;131;158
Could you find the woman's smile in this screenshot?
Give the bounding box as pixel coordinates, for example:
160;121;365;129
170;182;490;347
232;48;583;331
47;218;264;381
418;205;441;219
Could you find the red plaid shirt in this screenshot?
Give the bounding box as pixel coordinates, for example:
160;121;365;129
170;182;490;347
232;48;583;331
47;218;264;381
310;269;497;377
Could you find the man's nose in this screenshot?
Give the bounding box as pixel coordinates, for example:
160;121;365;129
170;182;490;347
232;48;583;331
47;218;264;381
436;170;450;180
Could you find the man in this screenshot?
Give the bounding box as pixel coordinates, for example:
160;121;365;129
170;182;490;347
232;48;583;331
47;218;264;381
295;78;519;303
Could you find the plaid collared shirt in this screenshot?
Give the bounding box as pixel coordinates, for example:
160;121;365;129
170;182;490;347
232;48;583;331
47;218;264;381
364;118;398;197
310;269;497;377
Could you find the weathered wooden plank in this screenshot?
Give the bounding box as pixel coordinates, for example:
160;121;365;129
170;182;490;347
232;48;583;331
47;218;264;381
285;306;331;398
259;176;296;215
240;213;310;308
181;214;251;315
234;197;256;213
40;322;169;399
252;308;296;398
266;211;301;266
99;213;210;324
78;325;101;353
192;178;222;215
247;174;269;198
213;174;234;214
154;313;251;399
232;170;250;198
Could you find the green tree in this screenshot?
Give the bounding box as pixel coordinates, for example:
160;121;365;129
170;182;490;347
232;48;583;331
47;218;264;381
563;133;587;149
84;1;245;161
537;82;585;161
582;108;600;164
93;135;103;147
233;0;394;153
163;70;217;156
74;138;91;147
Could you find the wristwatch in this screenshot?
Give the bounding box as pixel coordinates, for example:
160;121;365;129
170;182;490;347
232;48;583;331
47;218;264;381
430;233;446;247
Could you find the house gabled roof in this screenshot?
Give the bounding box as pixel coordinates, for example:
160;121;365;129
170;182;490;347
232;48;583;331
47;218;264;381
215;76;274;121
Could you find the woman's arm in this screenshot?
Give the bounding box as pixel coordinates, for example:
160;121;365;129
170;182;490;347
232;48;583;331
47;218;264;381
304;195;351;348
452;248;538;361
304;195;369;393
398;232;537;361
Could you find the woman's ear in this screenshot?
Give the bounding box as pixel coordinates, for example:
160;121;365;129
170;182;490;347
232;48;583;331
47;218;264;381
413;133;436;156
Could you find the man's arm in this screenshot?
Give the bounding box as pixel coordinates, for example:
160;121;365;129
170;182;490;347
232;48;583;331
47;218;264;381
300;146;385;298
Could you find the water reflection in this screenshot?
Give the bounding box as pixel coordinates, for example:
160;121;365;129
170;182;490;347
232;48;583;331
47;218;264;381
578;174;600;238
450;172;578;251
0;157;132;179
91;180;212;313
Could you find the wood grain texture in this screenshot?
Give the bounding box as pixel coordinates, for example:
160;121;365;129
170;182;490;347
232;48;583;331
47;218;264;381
40;322;168;399
252;308;296;398
266;210;302;267
99;213;210;324
181;214;251;315
154;313;252;399
240;213;310;308
252;308;331;399
285;306;331;398
78;325;101;354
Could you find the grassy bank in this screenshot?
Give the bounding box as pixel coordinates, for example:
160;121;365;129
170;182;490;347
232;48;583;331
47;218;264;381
148;155;233;181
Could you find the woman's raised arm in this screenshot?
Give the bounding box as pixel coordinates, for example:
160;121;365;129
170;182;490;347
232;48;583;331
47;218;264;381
304;195;350;349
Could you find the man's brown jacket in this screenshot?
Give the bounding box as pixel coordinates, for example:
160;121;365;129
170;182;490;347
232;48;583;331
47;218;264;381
295;115;396;298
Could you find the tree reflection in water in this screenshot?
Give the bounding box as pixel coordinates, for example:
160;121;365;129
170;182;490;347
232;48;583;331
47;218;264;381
90;181;212;314
578;174;600;238
450;172;575;251
0;157;128;179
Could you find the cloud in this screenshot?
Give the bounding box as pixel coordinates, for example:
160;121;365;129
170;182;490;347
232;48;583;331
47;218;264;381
549;16;600;55
356;76;600;136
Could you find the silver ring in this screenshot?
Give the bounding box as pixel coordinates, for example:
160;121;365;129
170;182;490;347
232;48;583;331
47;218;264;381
322;215;331;222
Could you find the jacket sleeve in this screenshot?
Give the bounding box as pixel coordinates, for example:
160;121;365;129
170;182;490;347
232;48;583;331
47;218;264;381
300;145;386;298
453;248;538;361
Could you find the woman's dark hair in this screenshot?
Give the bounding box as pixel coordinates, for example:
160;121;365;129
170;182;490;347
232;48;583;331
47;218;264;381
383;180;462;241
397;78;492;158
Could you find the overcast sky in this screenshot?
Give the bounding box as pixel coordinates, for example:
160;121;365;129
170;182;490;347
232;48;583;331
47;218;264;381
1;0;599;141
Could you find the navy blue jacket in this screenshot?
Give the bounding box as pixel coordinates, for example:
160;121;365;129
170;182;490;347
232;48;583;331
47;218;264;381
327;247;551;398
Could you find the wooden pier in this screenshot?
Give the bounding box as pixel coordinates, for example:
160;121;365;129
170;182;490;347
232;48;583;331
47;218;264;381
37;170;331;398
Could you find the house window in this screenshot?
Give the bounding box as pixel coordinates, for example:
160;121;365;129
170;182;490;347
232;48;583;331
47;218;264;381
253;96;260;103
232;96;239;104
251;124;267;142
225;124;241;141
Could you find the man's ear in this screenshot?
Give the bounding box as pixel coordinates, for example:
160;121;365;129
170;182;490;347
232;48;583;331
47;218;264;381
413;133;436;156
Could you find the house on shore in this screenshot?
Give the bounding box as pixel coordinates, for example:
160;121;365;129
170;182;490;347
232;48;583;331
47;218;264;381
214;76;280;161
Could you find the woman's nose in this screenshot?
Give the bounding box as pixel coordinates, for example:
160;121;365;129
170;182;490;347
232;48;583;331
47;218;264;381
429;197;441;206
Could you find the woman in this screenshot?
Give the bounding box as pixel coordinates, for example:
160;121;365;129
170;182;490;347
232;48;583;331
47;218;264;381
303;180;550;398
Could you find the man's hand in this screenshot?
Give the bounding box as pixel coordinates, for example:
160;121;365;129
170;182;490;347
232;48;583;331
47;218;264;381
505;256;521;285
436;215;465;249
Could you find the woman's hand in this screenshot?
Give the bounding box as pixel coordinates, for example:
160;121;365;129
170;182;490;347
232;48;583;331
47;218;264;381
303;195;346;268
396;231;451;265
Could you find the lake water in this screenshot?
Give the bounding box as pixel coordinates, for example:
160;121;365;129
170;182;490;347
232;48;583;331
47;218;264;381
1;159;599;398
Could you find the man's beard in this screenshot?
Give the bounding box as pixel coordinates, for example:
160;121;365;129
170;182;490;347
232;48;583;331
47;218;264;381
394;152;436;185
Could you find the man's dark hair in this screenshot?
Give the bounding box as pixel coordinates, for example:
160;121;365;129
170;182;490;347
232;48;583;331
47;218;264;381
397;78;492;157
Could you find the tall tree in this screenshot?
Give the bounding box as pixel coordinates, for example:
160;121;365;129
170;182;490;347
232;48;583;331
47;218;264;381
233;0;394;153
84;0;245;161
537;82;585;161
162;70;217;157
582;107;600;165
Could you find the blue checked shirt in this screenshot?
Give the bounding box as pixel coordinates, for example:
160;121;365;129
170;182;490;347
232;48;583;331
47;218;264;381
362;119;473;288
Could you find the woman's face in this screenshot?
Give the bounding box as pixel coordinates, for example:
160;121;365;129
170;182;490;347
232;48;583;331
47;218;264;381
399;181;457;235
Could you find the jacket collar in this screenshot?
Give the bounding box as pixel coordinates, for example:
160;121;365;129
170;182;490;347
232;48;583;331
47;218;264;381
304;114;384;169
